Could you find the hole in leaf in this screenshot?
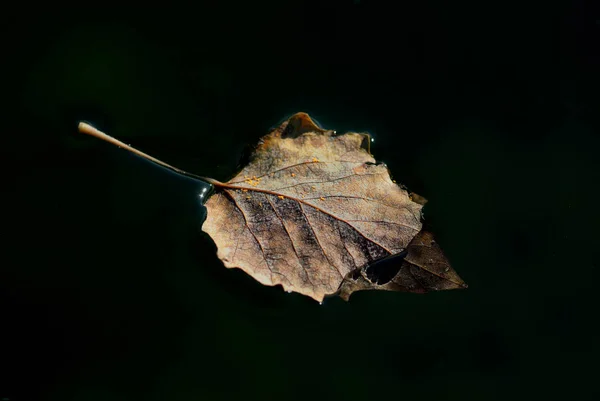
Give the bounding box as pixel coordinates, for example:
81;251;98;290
282;123;295;138
350;269;362;280
365;250;408;285
359;133;371;152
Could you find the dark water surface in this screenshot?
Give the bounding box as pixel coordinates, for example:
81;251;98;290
1;1;599;400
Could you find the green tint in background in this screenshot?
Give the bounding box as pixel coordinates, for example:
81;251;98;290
1;1;599;400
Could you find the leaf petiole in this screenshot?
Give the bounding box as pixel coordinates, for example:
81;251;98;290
77;122;223;186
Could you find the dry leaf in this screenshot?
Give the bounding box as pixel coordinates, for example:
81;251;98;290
78;113;467;303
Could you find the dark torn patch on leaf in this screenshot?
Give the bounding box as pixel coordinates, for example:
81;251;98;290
337;230;467;301
365;249;408;285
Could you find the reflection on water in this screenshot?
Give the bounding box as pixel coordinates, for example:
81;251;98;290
198;186;208;201
197;183;214;204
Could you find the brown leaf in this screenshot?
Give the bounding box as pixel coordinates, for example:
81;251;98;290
202;113;467;302
78;113;467;303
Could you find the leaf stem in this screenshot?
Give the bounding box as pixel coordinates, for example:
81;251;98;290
77;122;223;186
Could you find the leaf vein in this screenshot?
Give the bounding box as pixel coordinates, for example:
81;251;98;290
272;172;384;192
228;161;362;184
345;219;420;231
302;194;421;224
404;259;463;286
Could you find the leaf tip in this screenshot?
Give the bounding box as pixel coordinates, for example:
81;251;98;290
409;192;428;205
280;112;327;138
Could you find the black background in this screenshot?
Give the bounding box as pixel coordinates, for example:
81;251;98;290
1;1;599;400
